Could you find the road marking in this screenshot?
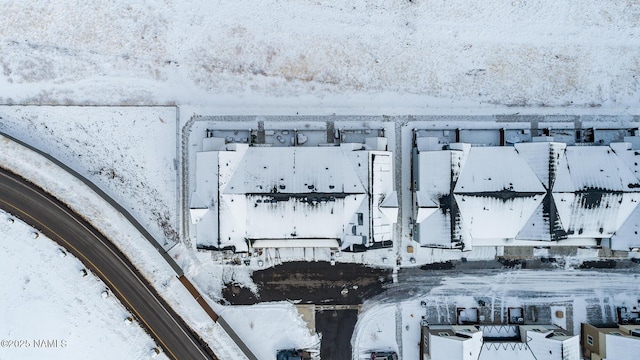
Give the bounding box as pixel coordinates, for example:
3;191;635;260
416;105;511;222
0;172;210;360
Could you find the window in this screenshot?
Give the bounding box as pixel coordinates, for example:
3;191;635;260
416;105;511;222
439;332;450;337
610;332;622;336
587;335;593;346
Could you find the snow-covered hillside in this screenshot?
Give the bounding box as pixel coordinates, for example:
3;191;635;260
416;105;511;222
0;1;638;109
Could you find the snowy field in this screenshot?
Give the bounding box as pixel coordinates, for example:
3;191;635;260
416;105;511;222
0;1;638;111
0;209;168;360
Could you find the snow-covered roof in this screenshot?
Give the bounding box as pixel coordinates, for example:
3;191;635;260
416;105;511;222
479;343;535;360
455;194;544;240
553;146;640;192
427;325;579;360
610;203;640;250
380;191;399;222
414;141;640;250
189;207;209;224
429;331;482;360
525;329;578;360
553;192;640;238
515;201;552;241
414;150;464;248
454;147;545;194
191;140;397;251
222;147;367;194
417;150;454;197
611;142;640;182
514;142;566;189
239;194;367;239
603;332;640;360
416;210;453;248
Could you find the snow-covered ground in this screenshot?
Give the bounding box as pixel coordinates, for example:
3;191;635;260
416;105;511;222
1;1;639;110
0;209;168;360
219;303;320;359
352;304;399;359
0;105;180;248
1;109;638;359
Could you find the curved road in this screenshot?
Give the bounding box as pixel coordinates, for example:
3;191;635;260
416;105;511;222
0;168;217;360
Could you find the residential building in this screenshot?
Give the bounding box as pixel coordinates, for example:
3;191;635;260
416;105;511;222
421;324;580;360
190;137;397;252
581;323;640;360
412;136;640;251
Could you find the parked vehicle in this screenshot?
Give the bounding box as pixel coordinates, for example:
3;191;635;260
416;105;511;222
276;349;311;360
371;352;398;360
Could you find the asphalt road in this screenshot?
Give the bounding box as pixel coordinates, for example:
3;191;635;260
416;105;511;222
0;168;216;360
315;309;358;360
223;261;393;305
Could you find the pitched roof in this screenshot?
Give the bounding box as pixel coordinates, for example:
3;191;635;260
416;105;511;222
417;210;453;247
417;150;454;197
455;194;544;240
514;142;566;189
189;143;398;251
611;142;640;182
239;194;367;240
602;332;640;360
553;192;640;237
553;146;640;192
429;331;482;360
414;140;640;249
218;147;372;241
610;201;640;250
515;200;553;241
454;147;546;194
